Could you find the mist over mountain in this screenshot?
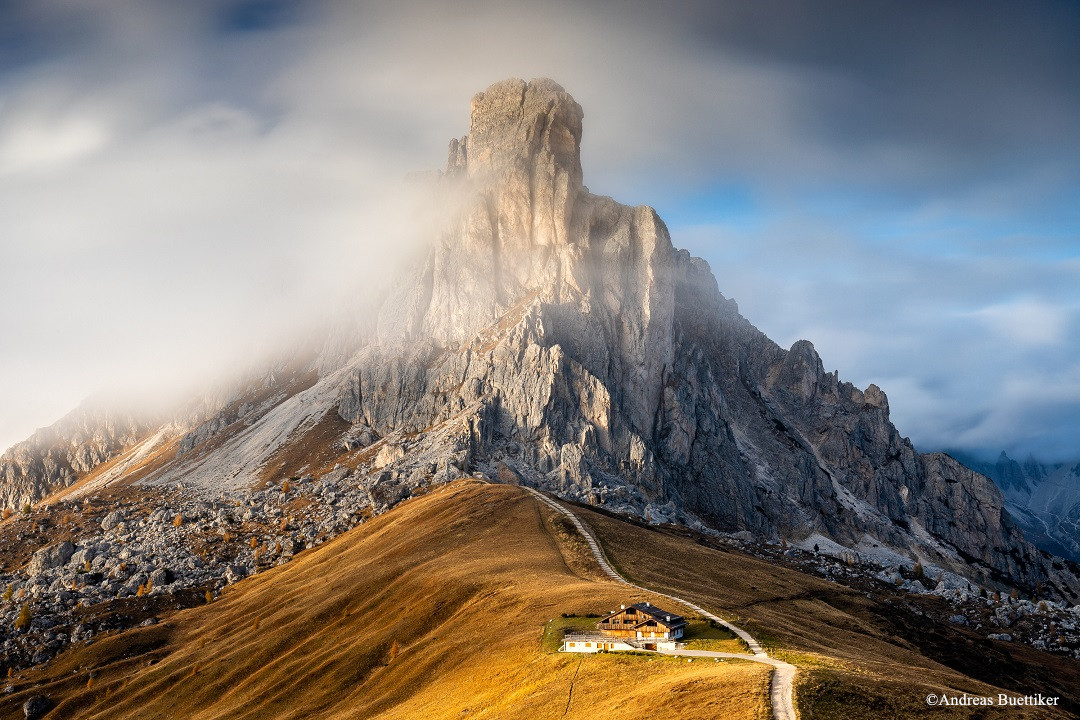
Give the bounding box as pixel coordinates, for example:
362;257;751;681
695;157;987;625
949;449;1080;564
3;1;1080;466
3;78;1076;604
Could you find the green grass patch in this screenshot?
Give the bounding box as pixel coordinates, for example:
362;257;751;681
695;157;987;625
681;619;751;654
540;616;601;653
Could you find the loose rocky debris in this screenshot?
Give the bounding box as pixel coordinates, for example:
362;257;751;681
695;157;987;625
21;694;51;720
664;522;1080;661
0;462;412;672
3;461;1080;678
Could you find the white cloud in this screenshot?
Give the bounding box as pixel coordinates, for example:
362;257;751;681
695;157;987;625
1;0;1079;464
968;298;1069;347
0;7;437;452
0;113;108;174
0;83;116;176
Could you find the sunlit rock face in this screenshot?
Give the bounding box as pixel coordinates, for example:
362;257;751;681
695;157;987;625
374;78;673;442
1;78;1073;598
343;78;1068;594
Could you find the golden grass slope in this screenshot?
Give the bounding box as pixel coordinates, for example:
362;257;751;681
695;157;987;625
578;504;1078;719
9;481;1073;719
1;482;770;720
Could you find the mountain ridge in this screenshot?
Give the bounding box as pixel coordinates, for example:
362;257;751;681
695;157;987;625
335;77;1072;597
1;77;1076;601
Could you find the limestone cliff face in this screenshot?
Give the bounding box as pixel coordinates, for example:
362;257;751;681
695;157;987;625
0;402;151;510
341;78;1069;594
374;78;673;443
953;450;1080;563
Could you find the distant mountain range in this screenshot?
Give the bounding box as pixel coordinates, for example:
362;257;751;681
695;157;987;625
949;450;1080;563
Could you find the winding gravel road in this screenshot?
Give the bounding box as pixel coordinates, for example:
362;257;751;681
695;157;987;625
529;487;798;720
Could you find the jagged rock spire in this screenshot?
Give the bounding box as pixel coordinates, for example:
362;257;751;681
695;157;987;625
463;78;584;248
376;78;676;440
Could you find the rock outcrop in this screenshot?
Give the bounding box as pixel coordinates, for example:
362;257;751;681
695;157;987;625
26;540;74;577
339;78;1076;597
0;402;151;511
0;354;330;508
953;450;1080;563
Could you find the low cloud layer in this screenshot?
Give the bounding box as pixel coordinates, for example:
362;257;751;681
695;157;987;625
2;0;1078;461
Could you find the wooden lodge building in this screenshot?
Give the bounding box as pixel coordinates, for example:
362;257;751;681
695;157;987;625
597;602;686;640
561;602;687;654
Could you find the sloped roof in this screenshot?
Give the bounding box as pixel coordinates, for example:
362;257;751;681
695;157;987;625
599;602;687;629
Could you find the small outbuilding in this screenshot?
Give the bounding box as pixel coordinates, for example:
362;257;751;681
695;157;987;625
561;636;641;653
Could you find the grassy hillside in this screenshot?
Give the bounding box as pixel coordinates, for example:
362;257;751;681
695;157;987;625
3;481;1074;719
577;504;1078;719
0;482;770;720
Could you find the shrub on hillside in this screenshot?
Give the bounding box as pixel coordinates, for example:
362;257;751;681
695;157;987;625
14;604;30;631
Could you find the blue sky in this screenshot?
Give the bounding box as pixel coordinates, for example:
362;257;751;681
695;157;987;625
1;0;1078;461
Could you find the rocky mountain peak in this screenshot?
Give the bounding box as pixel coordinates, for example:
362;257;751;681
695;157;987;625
373;78;678;440
383;79;588;346
464;78;583;201
4;78;1078;610
442;77;583;252
381;79;673;390
354;78;1080;598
